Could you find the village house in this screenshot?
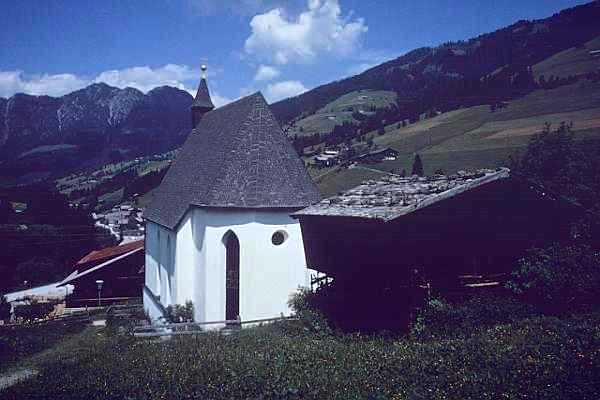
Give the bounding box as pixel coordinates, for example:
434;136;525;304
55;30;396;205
60;240;144;307
354;147;399;164
143;66;321;325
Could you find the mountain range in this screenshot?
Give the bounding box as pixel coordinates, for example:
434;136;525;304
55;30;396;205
271;1;600;126
0;83;192;184
1;1;600;188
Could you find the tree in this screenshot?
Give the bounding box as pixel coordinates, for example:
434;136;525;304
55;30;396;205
0;294;10;321
411;154;424;176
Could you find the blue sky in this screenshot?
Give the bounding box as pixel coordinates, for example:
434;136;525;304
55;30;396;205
0;0;592;104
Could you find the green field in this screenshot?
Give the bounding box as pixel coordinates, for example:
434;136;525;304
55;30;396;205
314;78;600;195
532;35;600;79
287;90;397;137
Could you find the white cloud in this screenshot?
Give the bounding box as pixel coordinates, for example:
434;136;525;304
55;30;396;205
244;0;367;65
0;70;89;98
94;64;198;93
253;65;280;81
0;64;234;107
264;80;307;102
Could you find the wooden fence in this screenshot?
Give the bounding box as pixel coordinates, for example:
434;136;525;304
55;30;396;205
132;315;298;338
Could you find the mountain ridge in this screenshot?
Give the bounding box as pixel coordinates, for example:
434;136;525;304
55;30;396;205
271;1;600;126
0;82;193;183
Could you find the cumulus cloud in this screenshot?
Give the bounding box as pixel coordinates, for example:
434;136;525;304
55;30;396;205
253;65;280;81
264;80;307;102
0;64;233;107
244;0;367;65
0;70;89;98
94;64;198;93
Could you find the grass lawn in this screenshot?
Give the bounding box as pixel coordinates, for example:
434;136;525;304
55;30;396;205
532;35;600;79
0;319;88;374
2;312;599;399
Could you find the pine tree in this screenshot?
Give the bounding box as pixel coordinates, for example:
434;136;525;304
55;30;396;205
411;154;424;176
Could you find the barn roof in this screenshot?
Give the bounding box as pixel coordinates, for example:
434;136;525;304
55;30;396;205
56;244;144;287
76;240;144;267
191;78;214;110
144;92;321;229
294;168;510;222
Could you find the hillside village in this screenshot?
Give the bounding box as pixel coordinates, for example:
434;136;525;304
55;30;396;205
1;1;600;398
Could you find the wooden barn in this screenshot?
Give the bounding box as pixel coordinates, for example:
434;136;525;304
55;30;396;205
293;168;580;331
60;240;144;307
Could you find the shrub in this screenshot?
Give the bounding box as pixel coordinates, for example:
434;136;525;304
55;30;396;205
411;294;537;339
507;244;600;313
0;294;11;321
288;288;332;335
13;299;56;322
165;301;194;323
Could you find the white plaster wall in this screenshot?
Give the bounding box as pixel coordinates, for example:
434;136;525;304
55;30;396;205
191;208;309;325
144;220;176;320
174;212;197;306
145;207;310;325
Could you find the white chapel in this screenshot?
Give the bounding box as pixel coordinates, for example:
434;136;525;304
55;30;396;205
143;66;321;325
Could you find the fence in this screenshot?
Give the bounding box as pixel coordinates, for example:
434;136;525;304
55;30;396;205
132;315;298;338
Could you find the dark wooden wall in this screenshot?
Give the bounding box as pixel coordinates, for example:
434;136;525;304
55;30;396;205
66;252;144;307
298;178;580;332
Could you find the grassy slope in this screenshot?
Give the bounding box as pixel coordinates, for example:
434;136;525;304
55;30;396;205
532;35;600;79
288;90;396;137
315;78;600;193
0;320;88;374
3;313;599;399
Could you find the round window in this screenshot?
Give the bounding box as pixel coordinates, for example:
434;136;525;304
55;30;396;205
271;230;287;246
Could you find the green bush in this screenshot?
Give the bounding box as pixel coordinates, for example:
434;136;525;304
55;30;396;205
288;288;332;336
507;244;600;313
14;299;56;322
411;294;537;339
165;301;194;323
0;294;11;321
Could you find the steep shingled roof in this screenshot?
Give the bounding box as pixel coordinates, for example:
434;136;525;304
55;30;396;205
294;168;510;222
191;78;214;110
144;92;321;229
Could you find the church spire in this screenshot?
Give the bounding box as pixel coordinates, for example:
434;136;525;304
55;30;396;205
191;64;215;128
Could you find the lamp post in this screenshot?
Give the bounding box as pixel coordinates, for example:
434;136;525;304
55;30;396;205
95;280;104;307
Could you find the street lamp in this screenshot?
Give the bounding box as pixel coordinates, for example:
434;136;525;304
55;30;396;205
95;280;104;307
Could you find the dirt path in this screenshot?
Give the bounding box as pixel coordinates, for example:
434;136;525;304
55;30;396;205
0;368;38;391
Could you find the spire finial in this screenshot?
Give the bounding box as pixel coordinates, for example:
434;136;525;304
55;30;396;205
201;64;207;80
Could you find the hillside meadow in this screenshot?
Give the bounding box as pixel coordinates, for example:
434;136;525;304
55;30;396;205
315;78;600;194
1;307;599;400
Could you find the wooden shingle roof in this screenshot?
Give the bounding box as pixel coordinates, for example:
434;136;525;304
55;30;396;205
144;92;321;229
294;168;510;222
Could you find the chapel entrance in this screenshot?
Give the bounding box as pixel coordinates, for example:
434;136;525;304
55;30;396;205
224;231;240;321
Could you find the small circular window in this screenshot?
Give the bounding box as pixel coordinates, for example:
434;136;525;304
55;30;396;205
271;230;288;246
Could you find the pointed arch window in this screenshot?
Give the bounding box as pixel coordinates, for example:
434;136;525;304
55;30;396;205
222;231;240;321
